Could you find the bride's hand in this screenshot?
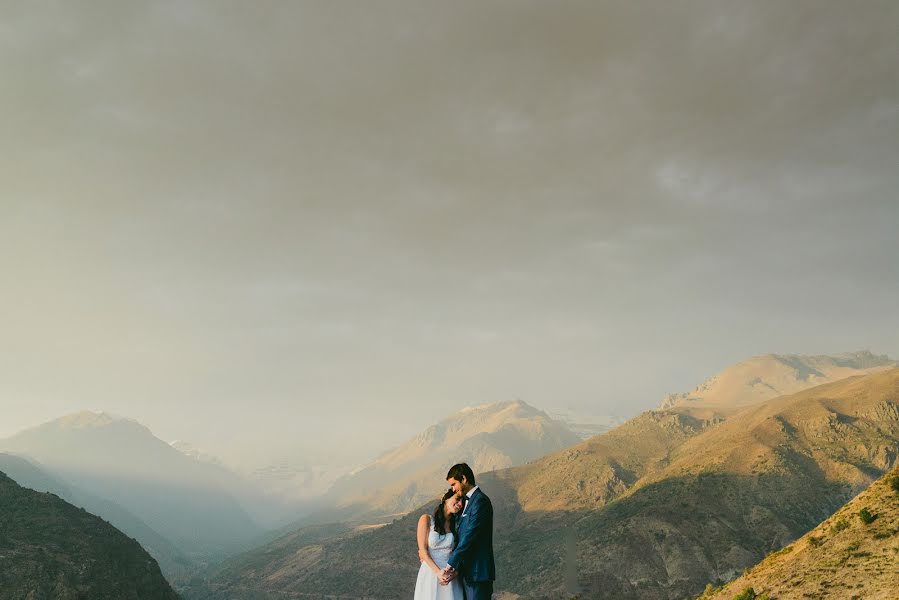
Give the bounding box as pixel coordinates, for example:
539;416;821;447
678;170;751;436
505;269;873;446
439;566;455;585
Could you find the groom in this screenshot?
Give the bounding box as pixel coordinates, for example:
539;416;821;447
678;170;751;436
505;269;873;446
442;463;495;600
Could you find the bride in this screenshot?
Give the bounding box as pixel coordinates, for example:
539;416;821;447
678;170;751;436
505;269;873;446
414;488;464;599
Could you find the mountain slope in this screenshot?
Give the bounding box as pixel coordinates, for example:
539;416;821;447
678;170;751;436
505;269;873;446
660;350;895;416
0;453;193;580
323;400;581;519
0;452;74;497
0;470;180;600
0;412;263;561
194;368;899;599
703;464;899;600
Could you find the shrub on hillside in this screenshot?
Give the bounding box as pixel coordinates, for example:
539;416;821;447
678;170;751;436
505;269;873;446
768;544;793;558
858;507;877;524
732;588;769;600
889;475;899;494
733;588;756;600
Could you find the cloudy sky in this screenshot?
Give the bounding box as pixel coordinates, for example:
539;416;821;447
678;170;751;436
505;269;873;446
2;1;897;467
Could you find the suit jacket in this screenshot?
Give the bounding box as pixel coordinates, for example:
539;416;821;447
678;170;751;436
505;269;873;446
447;487;495;582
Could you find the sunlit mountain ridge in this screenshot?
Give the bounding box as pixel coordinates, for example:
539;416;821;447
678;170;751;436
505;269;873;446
660;350;895;416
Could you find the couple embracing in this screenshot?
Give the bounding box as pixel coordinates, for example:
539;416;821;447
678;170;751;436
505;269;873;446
414;463;495;600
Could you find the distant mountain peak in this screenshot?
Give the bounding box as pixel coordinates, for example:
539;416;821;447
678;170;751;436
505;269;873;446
406;400;550;450
829;349;893;368
169;440;227;467
56;410;122;428
8;411;155;436
8;411;159;440
459;398;536;414
432;400;556;438
323;397;579;518
660;351;896;412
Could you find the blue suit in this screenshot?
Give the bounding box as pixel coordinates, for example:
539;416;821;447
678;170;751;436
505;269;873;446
448;487;495;600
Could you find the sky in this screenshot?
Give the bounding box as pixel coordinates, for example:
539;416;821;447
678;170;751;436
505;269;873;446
2;1;898;468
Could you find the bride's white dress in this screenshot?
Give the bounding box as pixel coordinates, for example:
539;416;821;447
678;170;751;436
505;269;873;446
413;516;463;600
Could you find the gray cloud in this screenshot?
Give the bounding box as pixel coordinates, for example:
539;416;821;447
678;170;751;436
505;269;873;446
1;1;897;466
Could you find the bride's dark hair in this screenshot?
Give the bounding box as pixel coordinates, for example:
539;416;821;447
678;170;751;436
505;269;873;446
432;488;458;543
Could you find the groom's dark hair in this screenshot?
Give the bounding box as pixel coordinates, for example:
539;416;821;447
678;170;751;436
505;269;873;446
447;463;475;485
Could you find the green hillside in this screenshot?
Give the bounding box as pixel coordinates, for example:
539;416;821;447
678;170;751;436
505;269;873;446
0;471;180;600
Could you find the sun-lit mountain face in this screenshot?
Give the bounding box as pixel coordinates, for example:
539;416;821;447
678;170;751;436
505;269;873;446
320;399;581;520
540;368;899;598
660;350;895;417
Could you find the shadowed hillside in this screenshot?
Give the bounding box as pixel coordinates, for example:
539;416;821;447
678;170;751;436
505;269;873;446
702;464;899;600
188;368;899;599
0;452;194;580
0;471;179;600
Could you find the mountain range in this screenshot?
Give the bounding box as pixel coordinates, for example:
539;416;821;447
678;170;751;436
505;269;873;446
187;364;899;599
0;398;581;591
6;351;895;599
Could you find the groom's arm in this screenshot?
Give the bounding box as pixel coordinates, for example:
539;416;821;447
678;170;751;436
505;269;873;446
447;496;492;572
